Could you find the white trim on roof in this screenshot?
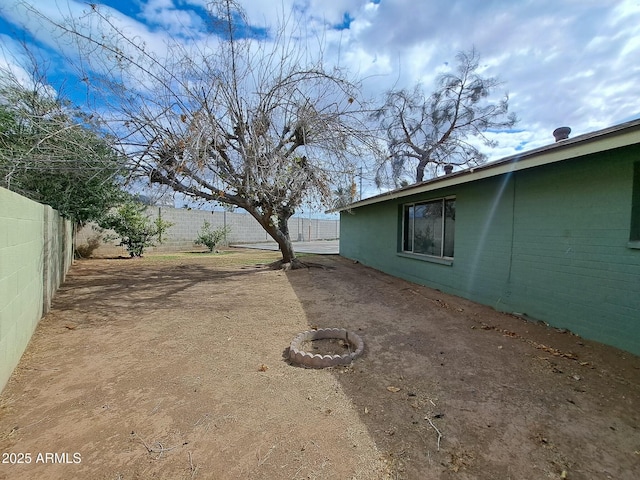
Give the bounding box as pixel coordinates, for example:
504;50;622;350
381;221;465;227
338;118;640;211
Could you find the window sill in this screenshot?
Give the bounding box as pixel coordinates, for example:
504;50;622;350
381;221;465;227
397;252;454;266
627;241;640;250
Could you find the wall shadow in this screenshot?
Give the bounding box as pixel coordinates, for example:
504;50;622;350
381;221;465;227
283;255;640;479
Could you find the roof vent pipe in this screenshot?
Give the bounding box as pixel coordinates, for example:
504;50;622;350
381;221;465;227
553;126;571;142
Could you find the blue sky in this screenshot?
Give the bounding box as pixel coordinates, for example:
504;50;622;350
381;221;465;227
1;0;639;204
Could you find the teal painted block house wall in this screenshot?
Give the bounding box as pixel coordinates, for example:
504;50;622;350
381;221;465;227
339;120;640;356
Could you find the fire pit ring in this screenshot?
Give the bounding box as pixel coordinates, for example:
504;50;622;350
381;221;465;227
288;328;364;368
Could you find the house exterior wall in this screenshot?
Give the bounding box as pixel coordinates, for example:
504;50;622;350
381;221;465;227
340;144;640;355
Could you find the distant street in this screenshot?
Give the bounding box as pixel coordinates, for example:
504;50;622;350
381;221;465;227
233;239;339;255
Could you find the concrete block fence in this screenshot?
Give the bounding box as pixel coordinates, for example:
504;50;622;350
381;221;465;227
0;187;74;392
76;206;340;257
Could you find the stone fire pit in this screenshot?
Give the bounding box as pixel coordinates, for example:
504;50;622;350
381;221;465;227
288;328;364;368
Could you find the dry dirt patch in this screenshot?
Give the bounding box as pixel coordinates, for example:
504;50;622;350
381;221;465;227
0;249;639;480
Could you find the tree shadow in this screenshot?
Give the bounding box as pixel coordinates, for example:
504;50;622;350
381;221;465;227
50;258;274;327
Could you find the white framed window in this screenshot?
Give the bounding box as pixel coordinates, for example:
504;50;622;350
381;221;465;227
403;197;455;258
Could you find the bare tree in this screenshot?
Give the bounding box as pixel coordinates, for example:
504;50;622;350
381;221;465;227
19;0;374;268
374;49;517;185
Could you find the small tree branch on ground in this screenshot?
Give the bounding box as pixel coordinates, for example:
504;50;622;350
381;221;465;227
427;418;443;451
133;432;178;459
188;451;199;479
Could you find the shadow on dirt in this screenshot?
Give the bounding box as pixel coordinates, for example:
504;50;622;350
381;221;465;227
284;255;640;480
52;255;278;326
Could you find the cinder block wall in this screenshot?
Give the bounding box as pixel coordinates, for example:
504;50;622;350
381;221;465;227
77;207;340;257
42;206;74;314
0;188;74;391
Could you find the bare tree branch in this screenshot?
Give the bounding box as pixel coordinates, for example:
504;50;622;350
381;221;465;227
18;0;378;266
375;48;518;185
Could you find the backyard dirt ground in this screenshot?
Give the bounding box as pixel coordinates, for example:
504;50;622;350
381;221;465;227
0;248;639;480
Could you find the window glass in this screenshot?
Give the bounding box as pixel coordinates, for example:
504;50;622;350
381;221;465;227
403;205;414;251
414;201;442;255
402;197;455;258
443;199;456;257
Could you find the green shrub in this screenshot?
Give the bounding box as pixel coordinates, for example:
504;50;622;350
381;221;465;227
194;221;231;252
100;200;173;257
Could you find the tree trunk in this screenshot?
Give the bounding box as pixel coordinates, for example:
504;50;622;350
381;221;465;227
416;156;429;183
274;231;298;266
247;206;303;269
272;210;305;269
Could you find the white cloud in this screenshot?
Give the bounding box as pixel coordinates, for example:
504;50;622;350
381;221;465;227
1;0;638;171
139;0;206;36
317;0;640;151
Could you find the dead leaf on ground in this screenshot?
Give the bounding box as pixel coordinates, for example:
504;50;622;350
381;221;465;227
386;386;401;393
